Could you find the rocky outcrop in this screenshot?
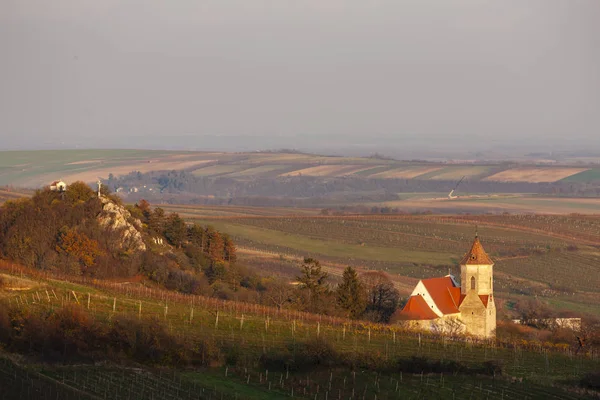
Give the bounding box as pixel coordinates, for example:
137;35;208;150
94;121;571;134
97;197;147;252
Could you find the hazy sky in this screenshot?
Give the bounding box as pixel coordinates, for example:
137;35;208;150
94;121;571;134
1;0;599;155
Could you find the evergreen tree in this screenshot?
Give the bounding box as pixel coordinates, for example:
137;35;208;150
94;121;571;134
295;258;329;313
164;213;187;248
187;224;206;248
148;207;166;235
336;267;367;319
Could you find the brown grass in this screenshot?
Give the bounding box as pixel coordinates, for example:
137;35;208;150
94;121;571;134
484;168;588;183
281;165;363;177
370;167;442;179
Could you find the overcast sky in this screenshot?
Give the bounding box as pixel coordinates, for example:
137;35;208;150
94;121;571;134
1;0;599;155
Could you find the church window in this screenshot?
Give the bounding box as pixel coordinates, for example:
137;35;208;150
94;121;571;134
470;276;475;290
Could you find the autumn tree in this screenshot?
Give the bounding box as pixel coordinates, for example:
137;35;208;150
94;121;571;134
65;181;95;204
135;199;152;222
265;279;294;310
336;267;367;319
222;233;236;263
206;226;224;261
56;227;103;273
362;271;400;323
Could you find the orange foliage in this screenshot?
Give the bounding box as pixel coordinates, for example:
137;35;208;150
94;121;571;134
56;228;103;269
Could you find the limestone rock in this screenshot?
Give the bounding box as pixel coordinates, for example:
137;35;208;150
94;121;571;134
97;197;147;252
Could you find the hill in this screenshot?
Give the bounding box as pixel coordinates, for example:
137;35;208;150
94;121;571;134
0;263;598;399
0;185;599;398
3;150;600;213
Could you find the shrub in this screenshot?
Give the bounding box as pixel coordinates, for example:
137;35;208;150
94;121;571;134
293;337;338;369
481;360;504;376
0;305;11;344
580;372;600;390
259;348;294;371
396;356;467;374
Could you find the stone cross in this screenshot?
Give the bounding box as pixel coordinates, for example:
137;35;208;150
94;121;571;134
97;180;102;197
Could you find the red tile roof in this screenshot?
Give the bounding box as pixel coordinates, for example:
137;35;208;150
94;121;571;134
421;276;461;314
460;236;493;265
479;295;490;307
398;295;438;320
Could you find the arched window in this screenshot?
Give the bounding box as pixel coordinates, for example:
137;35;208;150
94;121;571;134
470;276;476;290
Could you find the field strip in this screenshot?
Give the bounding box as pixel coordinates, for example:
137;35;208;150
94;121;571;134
194;214;600;248
280;164;364;177
370;167;442;179
484;168;589;183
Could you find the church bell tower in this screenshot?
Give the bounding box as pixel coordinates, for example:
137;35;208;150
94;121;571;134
458;232;496;337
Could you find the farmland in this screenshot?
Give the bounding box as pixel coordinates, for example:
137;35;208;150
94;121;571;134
168;211;600;315
4;150;600;213
484;168;589;183
0;262;598;399
0;187;30;203
4;150;600;189
0;149;219;187
374;195;600;214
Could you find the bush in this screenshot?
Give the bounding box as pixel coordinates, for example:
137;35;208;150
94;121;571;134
260;338;339;372
0;304;220;366
396;356;466;374
293;337;338;369
110;315;218;366
259;348;294;371
581;372;600;390
481;360;504;376
0;305;11;344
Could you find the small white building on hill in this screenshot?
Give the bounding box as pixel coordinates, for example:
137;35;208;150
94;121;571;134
49;180;67;192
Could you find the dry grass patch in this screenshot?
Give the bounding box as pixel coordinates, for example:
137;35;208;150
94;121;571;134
370;167;442;179
66;160;104;166
227;165;289;177
281;165;362;177
484;168;588;183
0;273;41;292
426;166;491;180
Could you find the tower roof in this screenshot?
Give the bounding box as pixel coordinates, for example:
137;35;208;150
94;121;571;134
460;236;493;265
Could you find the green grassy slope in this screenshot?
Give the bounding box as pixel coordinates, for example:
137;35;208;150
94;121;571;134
0;266;597;399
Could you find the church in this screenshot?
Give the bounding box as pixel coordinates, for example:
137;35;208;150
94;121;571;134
396;234;496;338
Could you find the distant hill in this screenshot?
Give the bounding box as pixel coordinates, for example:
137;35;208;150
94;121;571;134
0;187;31;203
2;149;600;188
3;150;600;211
